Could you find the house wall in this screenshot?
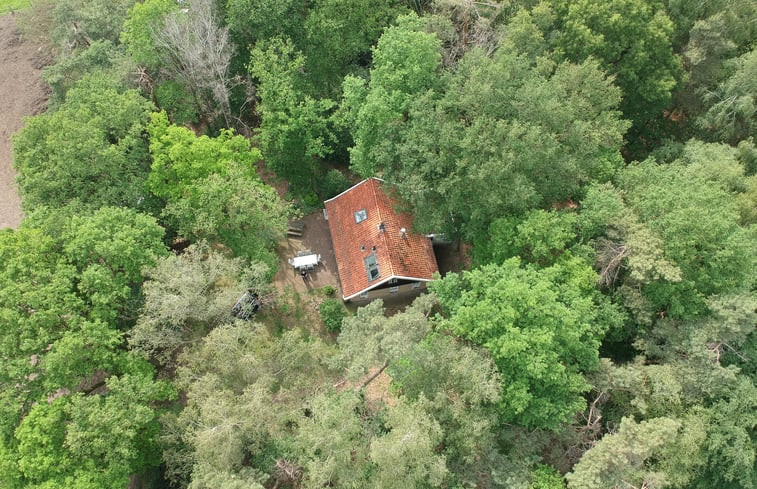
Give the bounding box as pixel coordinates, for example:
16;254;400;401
347;280;428;303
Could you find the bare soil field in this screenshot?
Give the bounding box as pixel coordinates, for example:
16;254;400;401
0;13;48;229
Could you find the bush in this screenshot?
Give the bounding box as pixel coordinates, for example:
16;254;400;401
322;285;336;296
302;192;320;208
318;169;351;199
319;298;346;333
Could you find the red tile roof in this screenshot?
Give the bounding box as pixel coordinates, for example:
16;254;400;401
325;178;439;300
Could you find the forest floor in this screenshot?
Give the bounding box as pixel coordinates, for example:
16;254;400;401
0;13;48;229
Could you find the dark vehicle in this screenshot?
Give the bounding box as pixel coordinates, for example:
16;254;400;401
231;290;261;320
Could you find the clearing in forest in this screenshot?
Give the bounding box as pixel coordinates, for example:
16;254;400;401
0;12;47;229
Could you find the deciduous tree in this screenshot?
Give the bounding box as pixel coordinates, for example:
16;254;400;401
147;111;260;201
13;74;153;212
62;207;168;324
549;0;682;135
432;257;623;429
249;37;336;190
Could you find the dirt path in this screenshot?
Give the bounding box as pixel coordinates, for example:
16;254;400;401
0;13;48;229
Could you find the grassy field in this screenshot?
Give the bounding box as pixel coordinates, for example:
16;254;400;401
0;0;30;14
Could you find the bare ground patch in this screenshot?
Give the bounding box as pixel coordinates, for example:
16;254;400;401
0;13;49;229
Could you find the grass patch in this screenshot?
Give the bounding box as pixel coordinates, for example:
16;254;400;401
0;0;31;14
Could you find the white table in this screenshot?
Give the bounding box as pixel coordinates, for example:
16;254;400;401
291;254;320;270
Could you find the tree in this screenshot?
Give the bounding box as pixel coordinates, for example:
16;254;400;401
676;0;757;110
42;40;133;108
162;165;292;266
303;0;407;96
121;0;179;69
293;390;373;488
389;334;504;485
368;400;448;489
146;111;291;263
48;0;138;53
423;0;506;67
164;322;335;486
13;370;174;488
293;391;448;489
473;209;578;267
431;257;624;429
249;37;336;190
698;48;757;144
146;110;261;201
152;0;240;126
565;417;681;489
13;73;153;212
343;12;443;177
130;242;269;365
225;0;306;51
336;294;436;381
62;207;168;324
549;0;682;136
352;42;628;240
0;228;83;410
615;150;756;318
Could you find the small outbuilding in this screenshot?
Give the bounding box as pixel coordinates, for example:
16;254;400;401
324;178;439;302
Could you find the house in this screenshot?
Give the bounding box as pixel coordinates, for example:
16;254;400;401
324;178;439;302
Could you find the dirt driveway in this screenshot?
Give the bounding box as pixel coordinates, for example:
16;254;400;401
0;13;48;229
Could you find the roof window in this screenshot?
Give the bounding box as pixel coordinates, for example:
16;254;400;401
364;253;380;281
354;209;367;223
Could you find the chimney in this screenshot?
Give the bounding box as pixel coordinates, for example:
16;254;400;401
400;227;407;239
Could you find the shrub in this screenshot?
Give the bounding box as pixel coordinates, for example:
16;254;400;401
319;298;346;333
319;169;351;199
322;285;336;296
302;192;320;208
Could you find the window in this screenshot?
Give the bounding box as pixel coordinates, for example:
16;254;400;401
354;209;367;223
364;253;380;281
388;278;397;285
359;291;369;299
412;282;421;289
389;286;399;293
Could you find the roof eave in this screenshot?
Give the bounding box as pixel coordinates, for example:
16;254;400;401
323;177;386;204
342;275;433;301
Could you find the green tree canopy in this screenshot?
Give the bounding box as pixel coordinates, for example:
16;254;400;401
49;0;138;51
61;206;168;324
565;417;681;489
303;0;408;96
582;142;757;319
13;370;174;489
698;48;757;144
0;228;82;412
349;37;628;240
146;111;260;201
121;0;179;69
162;163;291;266
13;74;153;212
130;242;270;366
549;0;682;134
432;257;624;429
248;37;335;190
343;12;443;177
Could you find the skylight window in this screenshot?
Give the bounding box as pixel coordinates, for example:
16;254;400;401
364;253;380;281
354;209;367;223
